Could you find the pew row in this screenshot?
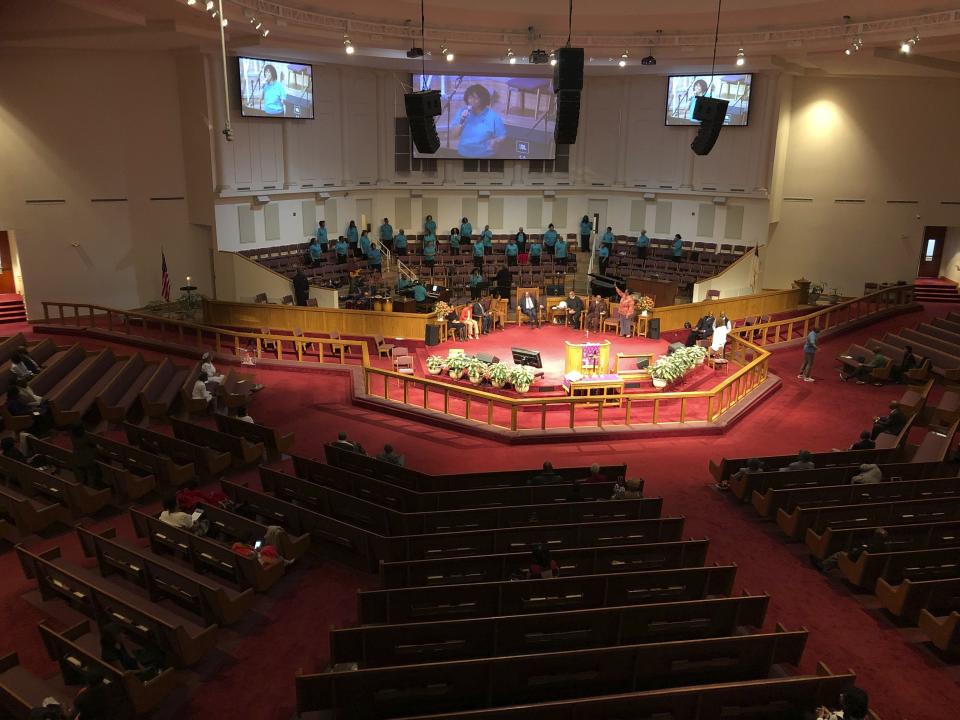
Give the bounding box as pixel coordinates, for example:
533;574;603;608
709;447;903;485
96;353;158;423
216;414;293;462
918;608;960;654
46;348;127;427
28;437;156;502
0;454;112;517
123;422;231;481
0;484;71;544
90;434;194;487
875;575;960;624
140;358;193;418
805;519;960;560
0;652;70;720
837;546;960;590
170;417;264;467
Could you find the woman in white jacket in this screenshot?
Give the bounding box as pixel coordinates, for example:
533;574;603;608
710;313;732;354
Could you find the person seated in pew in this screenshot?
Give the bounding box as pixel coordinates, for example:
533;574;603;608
332;431;365;454
1;435;51;469
683;321;699;347
159;495;208;535
817;686;870;720
841;353;889;384
236;406;254;423
779;450;815;472
377;443;405;467
99;623;162;681
28;698;67;719
191;371;215;412
616;477;644;500
717;457;763;491
12;376;44;409
586;463;606;483
891;345;918;383
176;479;231;513
528;461;562;485
72;666;125;720
851;463;882;485
200;352;225;384
6;386;53;435
871;400;906;439
9;350;39;381
69;425;104;490
849;430;876;450
232;530;286;569
812;528;889;573
528;543;559;578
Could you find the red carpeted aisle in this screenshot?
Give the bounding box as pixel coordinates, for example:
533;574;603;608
1;305;958;719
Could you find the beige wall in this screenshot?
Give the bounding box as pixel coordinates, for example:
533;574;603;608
762;76;960;296
939;227;960;283
0;49;214;318
692;249;759;302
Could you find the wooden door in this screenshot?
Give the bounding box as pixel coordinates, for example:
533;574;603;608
0;231;14;294
918;226;946;278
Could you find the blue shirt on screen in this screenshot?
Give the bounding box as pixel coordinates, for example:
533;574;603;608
457;107;507;158
262;81;286;115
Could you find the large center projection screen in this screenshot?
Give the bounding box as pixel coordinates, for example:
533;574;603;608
411;74;556;160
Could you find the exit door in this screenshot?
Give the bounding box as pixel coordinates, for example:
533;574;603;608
918;226;946;278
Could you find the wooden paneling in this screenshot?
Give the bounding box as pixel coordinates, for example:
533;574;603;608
650;288;803;331
203;298;432;339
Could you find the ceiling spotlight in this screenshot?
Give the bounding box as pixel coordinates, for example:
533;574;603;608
221;17;228;27
900;33;919;54
187;0;197;5
441;45;454;62
344;37;355;54
205;0;213;10
549;52;557;66
506;48;516;64
844;48;852;56
736;48;745;66
844;37;863;55
255;22;261;29
618;51;628;68
262;29;269;37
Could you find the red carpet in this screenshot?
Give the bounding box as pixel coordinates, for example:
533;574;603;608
1;305;958;719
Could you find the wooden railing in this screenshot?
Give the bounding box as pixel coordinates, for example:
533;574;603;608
362;334;770;433
39;301;371;367
729;284;915;347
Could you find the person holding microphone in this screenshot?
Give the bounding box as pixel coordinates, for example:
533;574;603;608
451;85;507;158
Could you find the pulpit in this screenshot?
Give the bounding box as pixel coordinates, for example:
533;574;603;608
564;340;611;376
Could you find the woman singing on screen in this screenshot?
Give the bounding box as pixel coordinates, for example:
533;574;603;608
684;79;709;121
452;84;507;158
260;64;287;116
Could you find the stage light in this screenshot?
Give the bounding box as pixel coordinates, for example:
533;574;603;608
736;48;745;66
618;51;628;68
441;45;453;62
549;52;557;66
506;48;516;64
900;33;919;54
221;17;228;27
187;0;197;6
844;48;852;56
262;29;269;37
344;37;355;54
205;0;213;10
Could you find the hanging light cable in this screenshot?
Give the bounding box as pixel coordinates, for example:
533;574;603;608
216;0;232;141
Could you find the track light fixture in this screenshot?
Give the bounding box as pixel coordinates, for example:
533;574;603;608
844;37;863;55
187;0;197;6
441;45;454;62
506;48;516;64
899;33;919;54
618;51;628;68
735;48;745;66
344;37;355;54
205;0;214;10
549;52;557;66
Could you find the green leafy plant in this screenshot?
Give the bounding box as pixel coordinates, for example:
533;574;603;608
445;355;470;378
466;357;486;383
488;362;511;386
509;365;536;392
426;355;446;374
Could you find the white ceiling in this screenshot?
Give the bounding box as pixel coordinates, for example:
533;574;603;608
1;0;959;77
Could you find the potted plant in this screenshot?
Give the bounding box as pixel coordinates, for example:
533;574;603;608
445;355;469;379
434;301;453;319
509;365;536;393
637;295;655;317
425;355;445;375
488;362;510;388
466;357;486;384
650;354;685;389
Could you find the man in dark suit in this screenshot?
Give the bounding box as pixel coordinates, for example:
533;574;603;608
695;313;715;340
527;461;562;485
521;292;541;328
292;268;310;306
472;299;492;334
871;401;906;439
564;291;584;328
495;266;512;308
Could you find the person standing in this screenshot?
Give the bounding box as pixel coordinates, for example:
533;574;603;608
515;227;527;255
378;218;393;251
472;237;485;268
598;243;610;275
601;227;615;254
424;214;437;237
635;229;649;259
469;268;484;300
555;236;568;267
579;215;593;252
799;326;819;382
615;286;635;338
346;220;359;256
496;266;512;307
393;229;407;256
359;229;372;259
367;244;382;273
334;237;348;264
529;237;542;266
292;268;310;306
505;237;519;266
481;224;494;255
307;238;323;266
460;217;473;246
671;233;684;263
422;232;437;267
315;220;329;252
449;227;461;253
543;223;558;255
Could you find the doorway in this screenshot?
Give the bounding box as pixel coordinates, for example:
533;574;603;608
587;199;607;236
0;231;15;294
355;199;374;233
918;226;946;278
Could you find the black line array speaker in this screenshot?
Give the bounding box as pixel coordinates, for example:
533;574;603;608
553;47;583;145
647;317;661;340
690;96;730;156
425;323;441;346
405;90;442;154
476;352;500;364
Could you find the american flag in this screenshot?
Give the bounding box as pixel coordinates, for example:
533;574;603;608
160;251;171;302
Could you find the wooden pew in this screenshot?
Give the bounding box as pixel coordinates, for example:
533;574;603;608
216;414;293;461
358;564;737;624
222;479;684;569
753;475;960;519
140;358;192;418
733;459;951;504
332;593;769;667
39;619;178;717
838;546;960;590
930;391;960;427
805;519;960;560
0;332;28;364
388;663;858;720
0;455;112;517
90;434;194;487
179;362;208;415
291;455;622;511
777;495;960;542
324;443;628;491
295;627;806;719
129;508;283;592
28;437;156;502
0;651;70;720
874;410;917;451
46;348;127;427
170;417;264;467
97;353;158;423
123;422;231;480
875;575;960;624
217;370;258;410
909;420;959;463
16;545;219;668
198;502;310;561
76;524;255;625
260;466;662;536
709;447;902;485
918;608;960;653
28;342;86;397
379;540;709;588
0;484;71;544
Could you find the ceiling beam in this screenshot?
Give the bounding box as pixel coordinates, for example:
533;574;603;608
872;47;960;74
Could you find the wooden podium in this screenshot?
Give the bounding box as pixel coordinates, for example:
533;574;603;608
564;340;611;375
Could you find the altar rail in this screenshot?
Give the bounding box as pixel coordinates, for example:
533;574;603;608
362;334;770;433
728;284;916;348
38;302;371;366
